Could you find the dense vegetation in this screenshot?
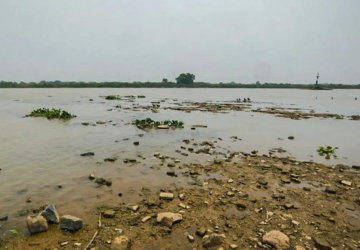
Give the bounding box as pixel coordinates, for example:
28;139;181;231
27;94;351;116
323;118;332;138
26;108;76;120
133;118;184;129
1;73;360;89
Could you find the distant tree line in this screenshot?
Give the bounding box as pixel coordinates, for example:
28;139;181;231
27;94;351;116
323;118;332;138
1;73;359;89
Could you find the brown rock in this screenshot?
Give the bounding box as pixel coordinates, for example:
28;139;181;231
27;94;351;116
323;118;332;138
111;236;129;250
26;215;48;234
263;230;290;249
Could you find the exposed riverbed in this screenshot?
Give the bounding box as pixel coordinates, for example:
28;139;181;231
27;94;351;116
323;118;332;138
0;88;360;249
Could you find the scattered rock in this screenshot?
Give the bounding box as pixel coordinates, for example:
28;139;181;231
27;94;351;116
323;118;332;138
295;246;306;250
341;180;352;186
179;193;185;200
284;203;294;209
26;215;48;234
154;152;160;157
281;176;291;184
303;187;311;192
168;163;175;168
60;215;83;231
227;192;235;197
352;165;360;170
40;204;60;224
202;234;225;249
130;205;139;212
214;158;223;164
257;177;268;186
312;236;332;250
236;201;247;210
230;244;238;249
197;227;207;237
80;152;95;157
187;235;195;242
0;215;8;221
141;216;151;222
103;210;116;218
166;170;176;176
104;157;117;162
159;192;174;200
325;187;336;194
263;230;290;250
288;136;295;140
112;236;129;250
133;141;139;146
156;212;183;227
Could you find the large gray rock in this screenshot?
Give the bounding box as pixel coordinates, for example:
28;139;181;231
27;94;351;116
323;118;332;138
60;215;83;231
26;215;48;234
263;230;290;249
40;204;59;223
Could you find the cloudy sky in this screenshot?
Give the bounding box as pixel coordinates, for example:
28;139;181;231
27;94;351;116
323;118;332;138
0;0;359;84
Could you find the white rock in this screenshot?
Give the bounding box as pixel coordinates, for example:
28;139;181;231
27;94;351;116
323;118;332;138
341;180;352;186
179;203;186;208
188;235;195;242
141;216;151;222
131;205;139;212
159;192;174;200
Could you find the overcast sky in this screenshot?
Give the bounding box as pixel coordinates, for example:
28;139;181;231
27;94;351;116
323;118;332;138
0;0;359;84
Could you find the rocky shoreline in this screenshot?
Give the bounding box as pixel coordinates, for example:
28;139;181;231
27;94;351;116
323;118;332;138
3;144;360;249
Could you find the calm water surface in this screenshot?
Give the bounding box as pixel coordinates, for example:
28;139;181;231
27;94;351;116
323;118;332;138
0;88;359;233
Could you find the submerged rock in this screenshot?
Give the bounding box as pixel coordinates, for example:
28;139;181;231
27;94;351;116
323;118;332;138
80;152;94;157
60;215;83;231
104;157;117;162
26;215;48;234
40;204;59;224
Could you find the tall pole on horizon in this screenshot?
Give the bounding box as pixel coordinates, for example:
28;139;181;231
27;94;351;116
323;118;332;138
316;73;319;85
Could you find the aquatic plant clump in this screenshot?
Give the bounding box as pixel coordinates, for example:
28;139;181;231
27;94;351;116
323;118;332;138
26;108;76;120
317;146;338;159
132;118;184;129
103;95;120;100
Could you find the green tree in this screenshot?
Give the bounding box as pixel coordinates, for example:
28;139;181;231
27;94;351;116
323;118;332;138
176;73;195;85
162;78;168;83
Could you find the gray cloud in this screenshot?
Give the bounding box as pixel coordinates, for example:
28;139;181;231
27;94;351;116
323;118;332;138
0;0;359;83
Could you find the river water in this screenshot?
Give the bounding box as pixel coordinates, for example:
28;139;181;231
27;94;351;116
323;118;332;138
0;88;359;234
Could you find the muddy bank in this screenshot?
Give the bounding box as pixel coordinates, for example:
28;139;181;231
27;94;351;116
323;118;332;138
3;149;360;249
